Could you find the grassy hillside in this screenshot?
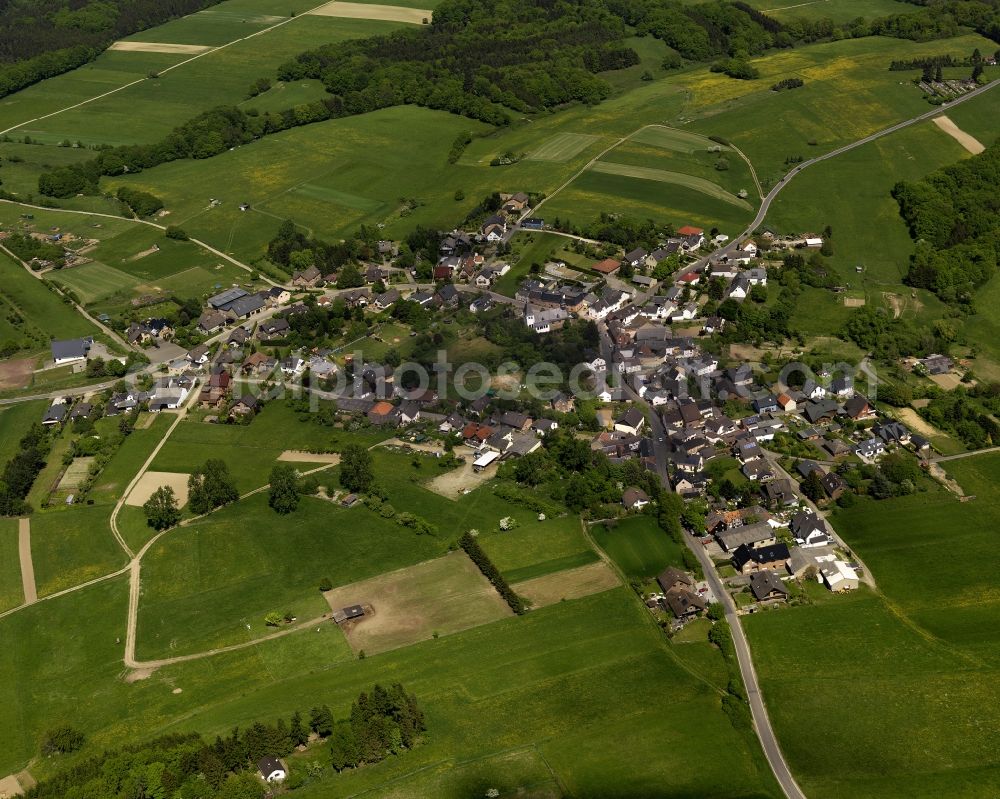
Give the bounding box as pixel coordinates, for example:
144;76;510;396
745;454;1000;798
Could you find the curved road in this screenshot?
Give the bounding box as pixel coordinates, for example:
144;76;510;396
694;77;1000;269
685;532;807;799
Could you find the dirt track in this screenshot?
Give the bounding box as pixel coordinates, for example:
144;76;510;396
109;41;212;54
17;518;35;605
307;1;431;23
932;115;985;155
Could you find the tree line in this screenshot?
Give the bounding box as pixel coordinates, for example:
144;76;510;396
0;423;49;516
460;531;526;613
24;686;425;798
0;0;228;99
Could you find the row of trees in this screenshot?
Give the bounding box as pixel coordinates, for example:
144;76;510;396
0;423;49;516
460;531;526;613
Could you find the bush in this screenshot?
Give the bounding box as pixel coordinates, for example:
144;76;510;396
165;225;189;241
41;726;84;755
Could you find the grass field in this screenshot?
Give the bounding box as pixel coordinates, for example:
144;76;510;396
322;551;512;654
744;0;915;23
29;505;127;597
743;455;1000;798
0;401;48;463
591;516;688;580
477;513;597;581
0;252;99;355
493;231;569;296
0;578;781;797
526;132;601;162
0;518;22;613
767;121;969;285
590;161;754;208
680;34;999;182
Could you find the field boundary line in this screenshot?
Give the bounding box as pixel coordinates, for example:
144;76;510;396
0;1;337;138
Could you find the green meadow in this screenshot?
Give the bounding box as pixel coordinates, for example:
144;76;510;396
744;0;915;23
0;251;99;355
591;515;688;580
0;518;22;612
745;455;1000;798
680;34;998;182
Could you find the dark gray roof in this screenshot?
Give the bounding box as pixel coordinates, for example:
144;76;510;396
750;570;788;601
207;287;248;310
51;337;92;361
228;293;266;318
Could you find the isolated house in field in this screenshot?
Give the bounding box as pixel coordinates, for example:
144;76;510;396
257;756;286;783
51;337;93;365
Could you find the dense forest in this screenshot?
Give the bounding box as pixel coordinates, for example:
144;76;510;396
0;0;227;98
25;685;425;798
894;141;1000;302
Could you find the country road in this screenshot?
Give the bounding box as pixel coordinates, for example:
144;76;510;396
685;532;807;799
690;77;1000;269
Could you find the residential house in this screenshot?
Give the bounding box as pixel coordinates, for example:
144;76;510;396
820;559;859;592
51;337;93;365
69;402;92;421
921;354;952;375
749;570;788;602
186;344;210;366
373;289;400;311
843;394;873;420
592;258;621;275
731;542;790;575
242;352;277;376
764;478;798;508
677;225;704;250
623;486;650;511
502;192;530;214
790;511;833;548
716;521;777;552
821;471;848;500
614;408;646;435
42;401;68;426
257;757;286;783
873;419;910;444
257;318;290;341
532;418;559;436
291;266;322;287
229;395;259;419
856;437;886;460
481;214;507;242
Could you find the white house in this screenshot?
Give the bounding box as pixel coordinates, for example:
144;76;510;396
257;757;286;783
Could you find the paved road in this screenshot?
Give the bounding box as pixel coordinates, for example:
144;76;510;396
685;531;807;799
689;77;1000;271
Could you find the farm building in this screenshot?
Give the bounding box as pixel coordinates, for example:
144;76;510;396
51;337;93;365
333;605;366;624
473;450;500;471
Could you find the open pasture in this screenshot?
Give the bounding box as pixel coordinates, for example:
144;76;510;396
477;512;597;582
591;516;688;580
765;120;968;287
10;14;408;147
631;125;726;153
743;459;1000;797
543;167;755;235
0;582;779;799
51;262;141;304
590;161;753;209
512;560;619;608
681;34;998;182
743;0;915;23
135;491;452;658
29;505;127;597
307;1;431;24
526;132;601;162
0;518;21;613
322;551;512;654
